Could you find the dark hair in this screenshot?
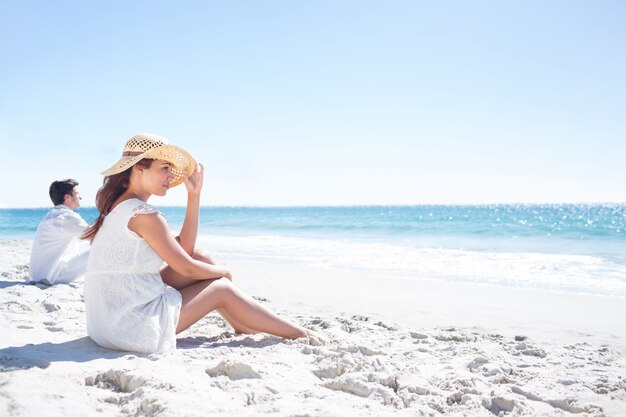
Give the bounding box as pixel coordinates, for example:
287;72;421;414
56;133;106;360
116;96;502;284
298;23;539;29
81;159;154;241
49;179;79;206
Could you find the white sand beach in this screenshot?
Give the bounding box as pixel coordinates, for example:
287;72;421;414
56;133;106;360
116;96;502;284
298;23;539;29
1;239;625;417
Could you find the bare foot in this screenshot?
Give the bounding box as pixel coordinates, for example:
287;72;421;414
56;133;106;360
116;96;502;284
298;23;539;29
304;329;328;346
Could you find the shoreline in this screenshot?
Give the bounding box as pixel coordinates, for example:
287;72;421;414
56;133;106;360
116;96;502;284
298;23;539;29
1;240;625;416
231;259;626;349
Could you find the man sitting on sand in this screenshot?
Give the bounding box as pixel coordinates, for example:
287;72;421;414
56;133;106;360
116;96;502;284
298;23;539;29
29;179;90;285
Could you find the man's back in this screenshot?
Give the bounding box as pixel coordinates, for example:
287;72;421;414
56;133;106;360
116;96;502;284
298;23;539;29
29;205;89;284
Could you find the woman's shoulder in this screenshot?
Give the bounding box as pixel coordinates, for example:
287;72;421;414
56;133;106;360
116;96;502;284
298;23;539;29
111;198;160;218
130;202;160;218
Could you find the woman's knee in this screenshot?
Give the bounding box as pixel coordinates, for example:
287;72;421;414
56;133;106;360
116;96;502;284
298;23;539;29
193;249;233;282
206;277;236;302
193;248;216;265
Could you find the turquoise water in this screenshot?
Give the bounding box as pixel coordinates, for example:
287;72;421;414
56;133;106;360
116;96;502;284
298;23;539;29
2;205;625;296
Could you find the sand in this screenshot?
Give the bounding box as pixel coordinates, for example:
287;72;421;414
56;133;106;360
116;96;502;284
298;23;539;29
1;239;625;416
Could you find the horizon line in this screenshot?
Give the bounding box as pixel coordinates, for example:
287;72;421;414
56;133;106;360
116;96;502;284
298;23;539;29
3;201;626;210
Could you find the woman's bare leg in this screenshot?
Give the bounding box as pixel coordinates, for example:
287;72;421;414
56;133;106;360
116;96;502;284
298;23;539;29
176;278;308;339
162;249;258;334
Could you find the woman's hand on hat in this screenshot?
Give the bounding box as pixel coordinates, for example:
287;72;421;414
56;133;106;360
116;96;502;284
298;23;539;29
183;163;204;197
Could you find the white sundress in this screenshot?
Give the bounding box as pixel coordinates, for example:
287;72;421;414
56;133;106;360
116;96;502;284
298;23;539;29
84;198;182;353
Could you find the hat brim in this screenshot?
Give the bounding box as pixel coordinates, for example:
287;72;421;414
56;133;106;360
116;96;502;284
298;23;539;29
100;145;196;188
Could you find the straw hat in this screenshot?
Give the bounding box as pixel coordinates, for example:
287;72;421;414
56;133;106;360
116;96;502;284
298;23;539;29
101;133;196;187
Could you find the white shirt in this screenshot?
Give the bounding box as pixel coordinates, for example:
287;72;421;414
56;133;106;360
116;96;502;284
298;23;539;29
29;204;90;285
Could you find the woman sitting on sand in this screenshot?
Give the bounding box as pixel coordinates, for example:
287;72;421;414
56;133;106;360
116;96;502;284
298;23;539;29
82;133;309;353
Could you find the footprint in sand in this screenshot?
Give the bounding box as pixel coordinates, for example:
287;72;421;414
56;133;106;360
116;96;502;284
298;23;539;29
85;370;167;416
307;317;331;329
374;321;398;331
468;356;512;378
336;317;359;333
510;386;600;414
205;360;261;380
1;301;32;313
42;301;61;312
42;320;63;332
514;342;547;358
410;331;428;340
85;369;147;393
45;326;64;332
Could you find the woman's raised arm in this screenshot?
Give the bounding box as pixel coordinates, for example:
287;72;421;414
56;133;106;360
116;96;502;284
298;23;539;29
176;163;204;255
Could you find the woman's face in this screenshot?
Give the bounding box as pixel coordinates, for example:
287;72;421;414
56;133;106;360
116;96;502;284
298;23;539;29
143;159;175;196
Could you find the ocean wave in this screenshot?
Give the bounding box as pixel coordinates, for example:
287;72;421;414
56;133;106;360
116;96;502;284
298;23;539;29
198;234;626;298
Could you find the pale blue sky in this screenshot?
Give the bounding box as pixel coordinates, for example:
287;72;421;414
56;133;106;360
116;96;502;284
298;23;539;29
1;1;625;207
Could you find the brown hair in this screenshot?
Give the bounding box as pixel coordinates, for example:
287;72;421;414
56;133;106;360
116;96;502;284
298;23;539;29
81;159;154;241
49;179;79;206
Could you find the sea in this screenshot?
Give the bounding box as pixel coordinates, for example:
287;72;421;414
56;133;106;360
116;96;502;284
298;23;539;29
1;205;625;298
